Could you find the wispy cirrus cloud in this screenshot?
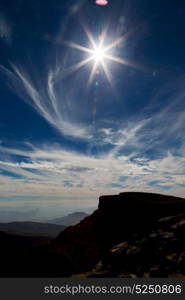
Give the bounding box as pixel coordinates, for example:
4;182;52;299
0;142;184;202
0;13;12;44
0;64;185;166
0;63;92;139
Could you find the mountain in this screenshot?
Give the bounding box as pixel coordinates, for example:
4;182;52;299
1;192;185;277
49;212;88;226
0;221;66;238
34;192;185;277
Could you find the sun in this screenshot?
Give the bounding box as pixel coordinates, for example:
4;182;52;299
92;46;105;63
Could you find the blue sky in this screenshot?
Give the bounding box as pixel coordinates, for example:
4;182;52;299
0;0;185;220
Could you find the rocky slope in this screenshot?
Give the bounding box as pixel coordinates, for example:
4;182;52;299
47;192;185;277
74;213;185;277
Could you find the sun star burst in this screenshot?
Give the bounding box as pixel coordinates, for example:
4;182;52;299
63;28;139;85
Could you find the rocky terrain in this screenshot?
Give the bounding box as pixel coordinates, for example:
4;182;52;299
1;192;185;277
73;213;185;278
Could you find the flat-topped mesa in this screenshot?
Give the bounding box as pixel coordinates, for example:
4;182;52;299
99;192;185;217
40;192;185;277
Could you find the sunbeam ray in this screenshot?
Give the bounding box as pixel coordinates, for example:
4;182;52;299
88;60;99;86
60;56;94;79
63;40;93;54
101;59;113;86
104;54;146;72
104;36;125;52
84;27;97;49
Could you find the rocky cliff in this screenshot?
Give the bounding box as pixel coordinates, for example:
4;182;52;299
48;192;185;277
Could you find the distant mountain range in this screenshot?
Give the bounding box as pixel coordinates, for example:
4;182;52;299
1;192;185;277
0;211;88;238
0;221;66;238
49;212;88;226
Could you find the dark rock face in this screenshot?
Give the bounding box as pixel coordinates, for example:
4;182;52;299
78;214;185;278
50;192;185;277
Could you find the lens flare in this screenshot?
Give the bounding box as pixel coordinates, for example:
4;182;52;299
96;0;108;6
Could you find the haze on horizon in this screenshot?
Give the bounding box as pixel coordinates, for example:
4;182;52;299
0;0;185;222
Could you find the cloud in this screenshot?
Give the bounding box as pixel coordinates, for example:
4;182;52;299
0;63;92;140
0;61;185;204
0;13;12;44
0;142;184;202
